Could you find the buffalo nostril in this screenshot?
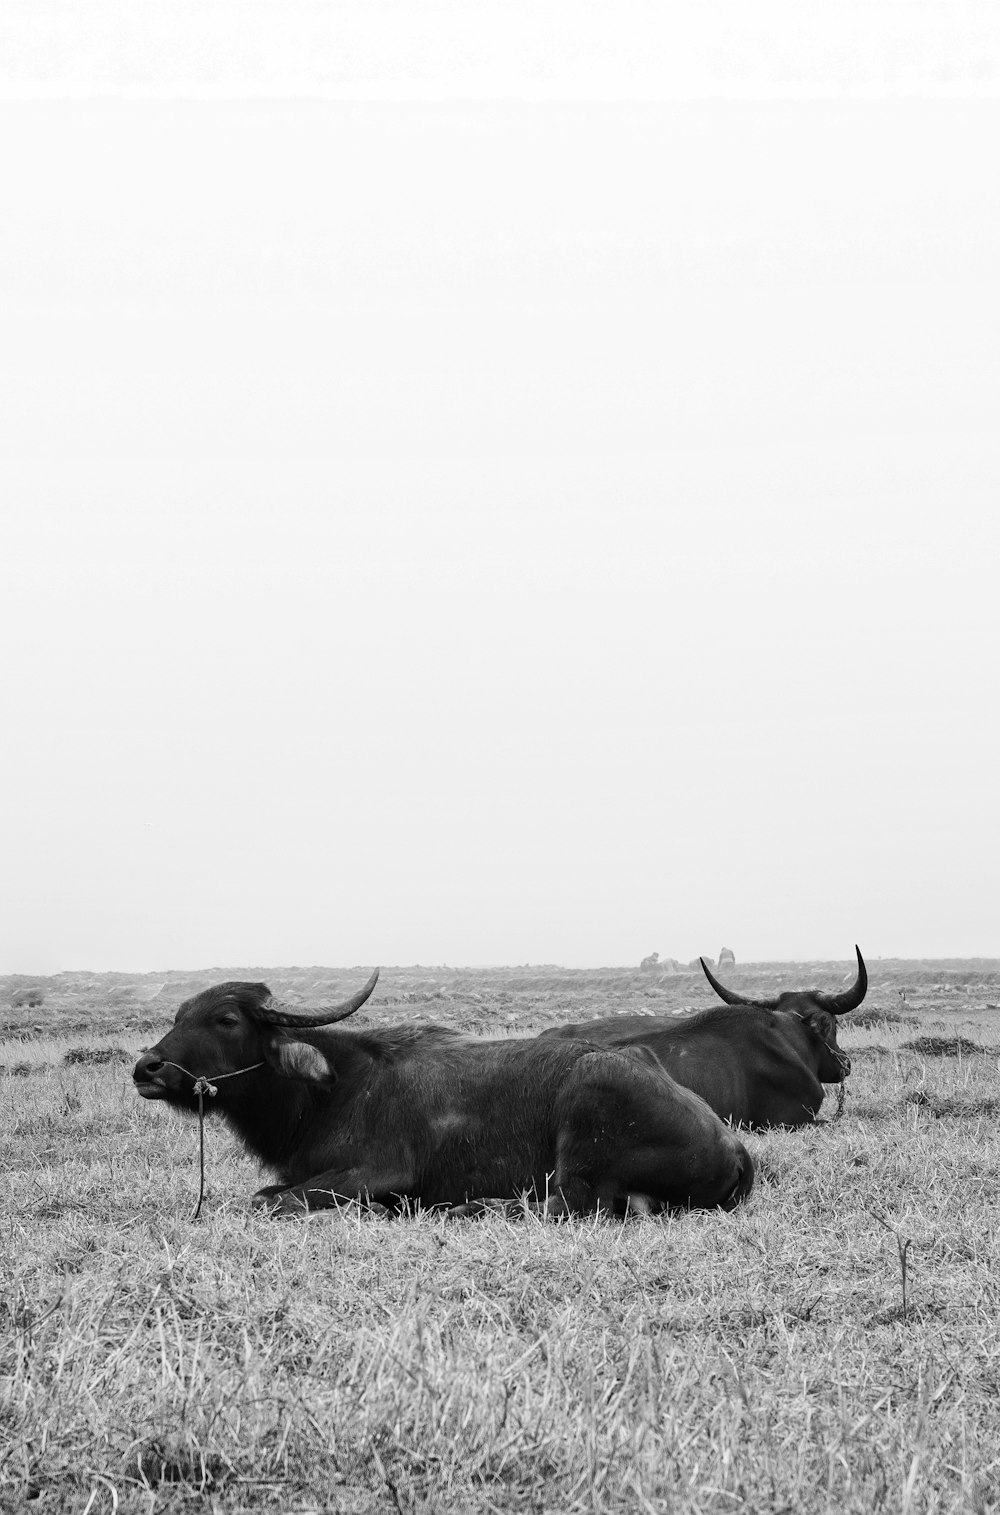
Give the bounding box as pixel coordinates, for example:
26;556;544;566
134;1054;164;1079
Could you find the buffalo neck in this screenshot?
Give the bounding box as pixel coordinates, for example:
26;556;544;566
214;1031;374;1172
214;1065;322;1172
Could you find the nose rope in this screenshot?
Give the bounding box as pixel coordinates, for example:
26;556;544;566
160;1059;266;1087
790;1013;850;1121
157;1060;265;1219
826;1044;851;1119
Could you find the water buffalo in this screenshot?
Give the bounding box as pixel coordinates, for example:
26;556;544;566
132;969;754;1216
538;948;867;1129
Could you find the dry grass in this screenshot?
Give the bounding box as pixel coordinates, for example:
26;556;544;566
2;963;1000;1513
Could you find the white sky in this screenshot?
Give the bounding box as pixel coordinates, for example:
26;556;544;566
2;4;998;972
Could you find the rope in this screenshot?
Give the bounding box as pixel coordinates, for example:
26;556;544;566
161;1060;265;1085
158;1060;265;1220
833;1076;848;1119
192;1079;212;1220
790;1013;850;1123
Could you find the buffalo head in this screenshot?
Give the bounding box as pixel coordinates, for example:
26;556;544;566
132;969;380;1104
699;946;867;1084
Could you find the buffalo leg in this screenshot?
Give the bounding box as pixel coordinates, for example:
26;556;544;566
446;1179;606;1221
447;1187;656;1222
454;1178;609;1220
445;1193;582;1221
251;1165;414;1215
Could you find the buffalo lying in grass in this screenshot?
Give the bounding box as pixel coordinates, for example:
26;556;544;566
133;970;754;1216
538;948;868;1128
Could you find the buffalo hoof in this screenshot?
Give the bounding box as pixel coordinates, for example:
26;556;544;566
625;1193;660;1217
445;1198;518;1221
446;1196;578;1221
251;1188;310;1217
524;1197;574;1220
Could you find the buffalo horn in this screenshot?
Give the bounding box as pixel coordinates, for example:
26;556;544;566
258;968;380;1028
699;958;780;1010
818;945;867;1015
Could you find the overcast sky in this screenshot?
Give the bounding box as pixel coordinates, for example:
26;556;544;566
2;4;998;973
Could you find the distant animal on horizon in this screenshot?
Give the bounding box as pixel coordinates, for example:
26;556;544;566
655;958;681;978
640;952;660;971
718;947;736;968
132;969;754;1217
538;947;868;1129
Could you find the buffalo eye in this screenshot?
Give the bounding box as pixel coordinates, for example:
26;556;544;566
217;1012;241;1029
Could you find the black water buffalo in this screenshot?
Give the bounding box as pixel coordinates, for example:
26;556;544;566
132;969;754;1216
538;948;868;1129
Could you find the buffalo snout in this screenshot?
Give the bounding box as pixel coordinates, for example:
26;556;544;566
721;1140;755;1211
133;1049;172;1098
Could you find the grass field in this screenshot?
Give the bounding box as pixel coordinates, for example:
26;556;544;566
2;961;999;1513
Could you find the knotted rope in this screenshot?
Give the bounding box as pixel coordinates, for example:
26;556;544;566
160;1060;265;1219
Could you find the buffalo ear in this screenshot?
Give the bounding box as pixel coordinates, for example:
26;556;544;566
264;1036;335;1084
801;1008;835;1041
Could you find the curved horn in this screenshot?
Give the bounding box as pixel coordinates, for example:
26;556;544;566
258;968;380;1028
818;945;867;1015
699;957;780;1010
